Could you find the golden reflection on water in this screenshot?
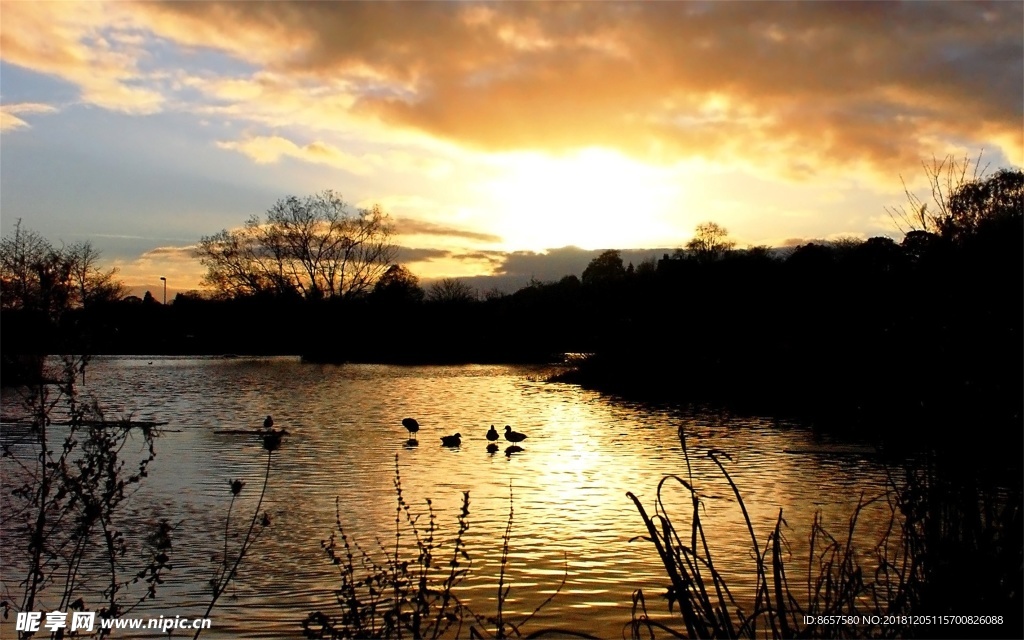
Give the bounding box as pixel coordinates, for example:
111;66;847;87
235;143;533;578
0;357;899;638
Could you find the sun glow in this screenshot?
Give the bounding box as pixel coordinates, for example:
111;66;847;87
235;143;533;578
484;148;684;251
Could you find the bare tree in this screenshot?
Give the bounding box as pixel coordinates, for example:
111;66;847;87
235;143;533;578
886;152;989;235
685;222;736;262
426;278;477;304
0;220;125;313
483;287;508;301
66;240;128;307
196;191;396;300
194;226;282;299
0;220;57;312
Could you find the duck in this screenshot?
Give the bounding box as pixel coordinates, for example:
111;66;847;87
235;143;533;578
503;425;527;444
440;433;462;447
402;417;420;435
263;415;274;430
486;425;499;441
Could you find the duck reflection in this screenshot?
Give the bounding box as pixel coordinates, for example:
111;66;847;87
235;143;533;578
504;445;524;457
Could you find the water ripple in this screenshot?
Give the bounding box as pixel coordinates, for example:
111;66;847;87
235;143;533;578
0;357;896;638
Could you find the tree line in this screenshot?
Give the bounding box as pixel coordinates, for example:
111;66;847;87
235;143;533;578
2;165;1021;442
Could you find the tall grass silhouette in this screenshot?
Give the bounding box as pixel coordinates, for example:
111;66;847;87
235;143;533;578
303;454;472;639
303;456;596;640
627;425;1020;639
195;427;284;639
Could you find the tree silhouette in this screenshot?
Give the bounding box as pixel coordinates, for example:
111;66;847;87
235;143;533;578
685;222;735;262
1;221;127;384
940;168;1023;243
196;191;396;300
426;278;476;304
371;264;425;305
0;220;126;314
900;230;942;265
885;152;989;236
581;250;625;286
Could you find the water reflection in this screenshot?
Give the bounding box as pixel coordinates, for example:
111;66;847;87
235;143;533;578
0;356;899;638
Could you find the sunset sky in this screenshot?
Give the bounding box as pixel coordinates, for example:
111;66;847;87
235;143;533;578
2;1;1021;297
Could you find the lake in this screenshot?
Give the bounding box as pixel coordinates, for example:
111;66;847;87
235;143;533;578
1;356;901;638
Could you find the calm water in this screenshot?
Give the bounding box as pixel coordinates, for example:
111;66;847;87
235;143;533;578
1;356;900;638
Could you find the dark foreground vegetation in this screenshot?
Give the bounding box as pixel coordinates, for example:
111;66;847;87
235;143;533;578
628;429;1021;640
1;352;285;639
299;434;1021;639
301;457;595;640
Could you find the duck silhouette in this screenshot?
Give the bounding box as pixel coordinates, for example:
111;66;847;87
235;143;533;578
486;425;500;441
402;418;420;435
263;415;274;430
441;433;462;447
503;425;527;444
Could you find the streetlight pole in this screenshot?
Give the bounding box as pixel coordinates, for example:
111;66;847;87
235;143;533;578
160;277;167;305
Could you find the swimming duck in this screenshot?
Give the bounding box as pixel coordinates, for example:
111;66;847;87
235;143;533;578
402;418;420;435
441;433;462;447
486;425;499;441
263;415;274;429
504;425;527;443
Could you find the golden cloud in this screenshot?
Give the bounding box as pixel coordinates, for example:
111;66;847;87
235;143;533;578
393;218;502;243
107;243;204;291
4;1;1021;183
131;1;1023;180
0;1;163;113
0;102;58;131
216;135;372;175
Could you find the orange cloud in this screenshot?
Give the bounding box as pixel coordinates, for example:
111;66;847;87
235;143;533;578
4;1;1021;185
216;135;372;175
131;2;1023;179
107;243;204;292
